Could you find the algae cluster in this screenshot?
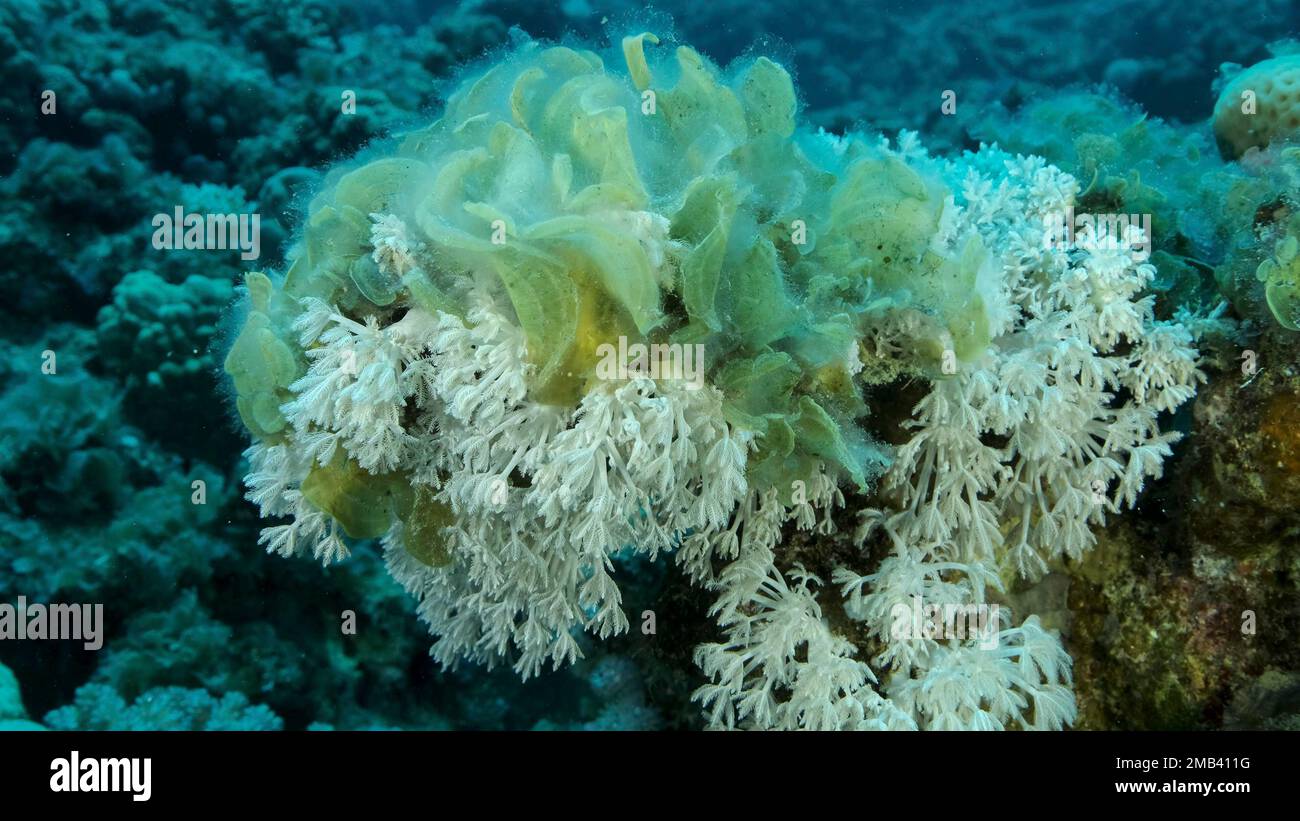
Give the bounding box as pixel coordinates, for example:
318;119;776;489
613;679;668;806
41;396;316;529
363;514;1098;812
225;31;999;521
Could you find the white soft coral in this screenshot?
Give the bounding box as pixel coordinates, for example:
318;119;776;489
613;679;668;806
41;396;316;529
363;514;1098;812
694;545;915;731
889;616;1076;731
283;300;437;473
370;212;423;276
374;287;751;678
825;143;1204;730
873;146;1206;579
242;441;349;565
238;144;1204;732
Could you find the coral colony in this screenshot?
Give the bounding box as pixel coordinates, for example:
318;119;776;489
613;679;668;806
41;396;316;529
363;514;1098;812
222;31;1203;730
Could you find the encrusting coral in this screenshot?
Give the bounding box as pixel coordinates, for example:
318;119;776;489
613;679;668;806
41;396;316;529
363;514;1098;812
1214;53;1300;160
222;29;1205;729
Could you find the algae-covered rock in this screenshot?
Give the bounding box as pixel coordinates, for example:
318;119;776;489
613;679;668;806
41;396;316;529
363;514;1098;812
1184;327;1300;548
1061;323;1300;729
1224;669;1300;729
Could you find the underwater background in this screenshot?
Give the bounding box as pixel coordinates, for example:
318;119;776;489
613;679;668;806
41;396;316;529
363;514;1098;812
2;0;1300;731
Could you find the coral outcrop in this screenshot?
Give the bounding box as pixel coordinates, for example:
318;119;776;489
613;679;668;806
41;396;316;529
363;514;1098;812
223;30;1203;730
1214;54;1300;160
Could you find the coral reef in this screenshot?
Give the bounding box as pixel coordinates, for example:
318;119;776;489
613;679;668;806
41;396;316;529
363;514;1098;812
222;27;1203;730
45;685;284;731
2;0;1299;733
